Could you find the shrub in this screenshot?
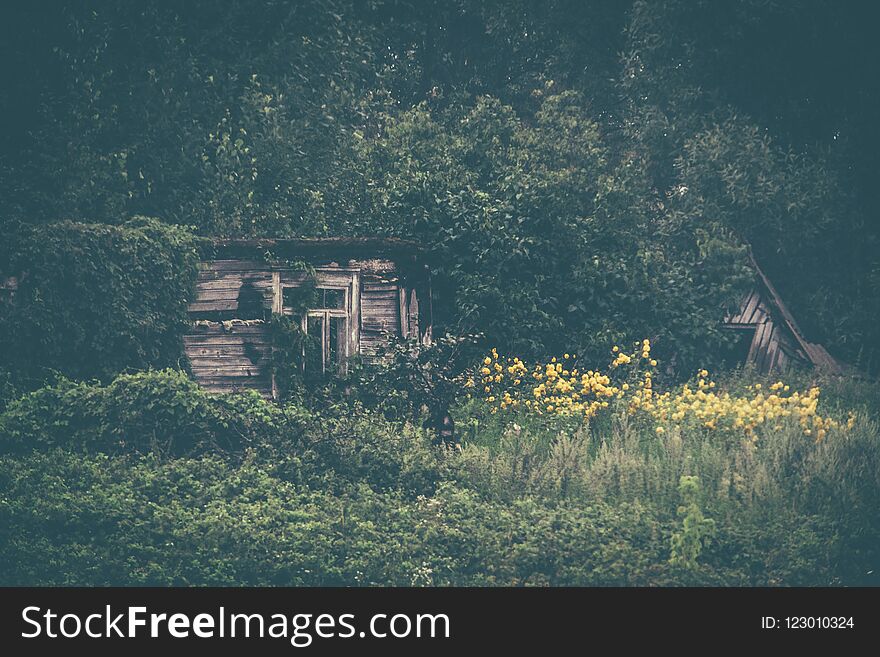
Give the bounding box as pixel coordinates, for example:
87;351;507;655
0;217;202;385
0;370;292;457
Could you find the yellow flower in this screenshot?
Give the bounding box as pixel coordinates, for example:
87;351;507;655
650;359;657;367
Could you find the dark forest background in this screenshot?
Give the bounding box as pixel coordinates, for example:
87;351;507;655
1;0;879;372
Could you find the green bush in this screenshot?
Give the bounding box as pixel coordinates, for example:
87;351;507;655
0;217;202;385
0;369;293;458
356;93;754;371
0;451;697;586
0;370;877;586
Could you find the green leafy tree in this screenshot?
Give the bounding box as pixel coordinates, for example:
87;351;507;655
356;92;751;369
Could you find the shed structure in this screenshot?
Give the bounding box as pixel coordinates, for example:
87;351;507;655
184;238;432;398
722;254;842;375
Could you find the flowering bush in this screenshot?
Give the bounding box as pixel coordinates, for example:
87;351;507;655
469;340;852;441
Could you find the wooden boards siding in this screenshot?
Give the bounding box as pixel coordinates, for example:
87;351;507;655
189;262;274;319
360;278;401;358
186;260;279;395
184;320;272;394
184;252;430;396
726;286;818;375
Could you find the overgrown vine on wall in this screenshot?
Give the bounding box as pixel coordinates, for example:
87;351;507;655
264;257;320;400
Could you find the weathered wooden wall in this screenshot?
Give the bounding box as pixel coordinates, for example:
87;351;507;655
725;288;807;374
353;257;420;357
185;254;428;396
184;320;272;393
186;260;275;394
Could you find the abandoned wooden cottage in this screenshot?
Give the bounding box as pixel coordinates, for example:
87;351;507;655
184;238;432;398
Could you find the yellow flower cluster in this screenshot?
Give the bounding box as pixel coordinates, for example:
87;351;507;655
633;371;847;440
475;341;656;418
473;340;851;441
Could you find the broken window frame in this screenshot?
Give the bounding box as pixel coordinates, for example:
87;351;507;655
275;268;360;377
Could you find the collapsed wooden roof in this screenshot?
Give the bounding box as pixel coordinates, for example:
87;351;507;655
725;251;843;374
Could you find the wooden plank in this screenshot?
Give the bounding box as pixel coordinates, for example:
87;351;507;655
312;270;360;286
193;375;271;385
188;353;270;364
184;337;271;347
196;272;271;283
362;321;397;332
194;289;251;302
185;324;270;336
754;321;774;373
186;350;272;361
748;299;767;325
399;287;408;338
362;314;399;325
349;271;359;364
186;323;269;332
408;287;420;338
190;296;273;308
195;278;272;291
746;320;767;366
362;315;398;327
348;258;398;275
764;328;780;373
187;300;241;312
190;365;268;377
272;272;282;314
277;272;312;286
362;290;399;301
362;298;399;308
729;290;757;324
202;260;271;272
733;290;754;322
362;299;399;311
198;383;272;394
187;347;269;358
362;283;399;292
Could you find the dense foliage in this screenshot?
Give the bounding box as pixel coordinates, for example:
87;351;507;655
354;94;752;367
0;369;877;586
1;1;877;369
0;2;878;588
0;218;201;388
0;370;291;458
